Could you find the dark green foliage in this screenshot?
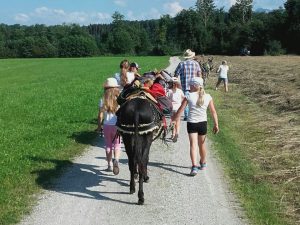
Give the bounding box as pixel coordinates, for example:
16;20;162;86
265;40;286;55
0;0;299;57
284;0;300;53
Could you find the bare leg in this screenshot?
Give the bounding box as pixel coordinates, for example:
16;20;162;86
113;148;121;161
215;79;221;90
198;135;207;163
188;133;199;166
224;82;228;92
175;119;181;136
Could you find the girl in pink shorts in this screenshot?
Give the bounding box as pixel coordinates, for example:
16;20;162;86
97;77;121;175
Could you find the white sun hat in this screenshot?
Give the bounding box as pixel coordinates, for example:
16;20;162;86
103;77;120;88
189;77;204;87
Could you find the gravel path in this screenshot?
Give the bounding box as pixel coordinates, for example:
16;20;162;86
20;57;247;225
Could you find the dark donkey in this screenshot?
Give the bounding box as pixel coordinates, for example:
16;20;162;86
116;94;163;205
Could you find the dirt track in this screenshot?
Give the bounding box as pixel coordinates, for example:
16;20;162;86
20;57;247;225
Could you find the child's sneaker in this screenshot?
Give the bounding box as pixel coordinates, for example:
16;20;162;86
113;160;120;175
199;162;207;170
190;166;199;176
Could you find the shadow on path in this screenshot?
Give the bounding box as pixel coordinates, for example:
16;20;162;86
29;156;137;205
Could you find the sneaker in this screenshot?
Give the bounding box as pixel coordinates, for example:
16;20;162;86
113;160;120;175
199;162;207;170
190;166;199;176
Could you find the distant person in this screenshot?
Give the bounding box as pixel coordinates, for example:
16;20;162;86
117;59;140;89
168;77;184;142
116;62;143;105
96;77;121;175
172;77;219;176
115;59;129;88
215;60;229;92
128;62;141;79
174;49;202;121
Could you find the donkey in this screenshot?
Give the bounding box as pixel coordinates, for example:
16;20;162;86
116;94;163;205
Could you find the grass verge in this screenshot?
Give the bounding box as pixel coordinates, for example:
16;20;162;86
206;84;296;224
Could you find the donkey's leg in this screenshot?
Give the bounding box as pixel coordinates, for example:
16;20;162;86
129;159;136;194
143;161;149;183
143;136;152;183
137;164;144;205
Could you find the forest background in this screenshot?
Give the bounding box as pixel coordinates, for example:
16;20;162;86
0;0;299;58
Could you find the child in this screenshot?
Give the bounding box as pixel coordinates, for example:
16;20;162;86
97;77;121;175
168;77;184;142
129;62;141;78
121;62;141;88
117;59;138;89
172;77;219;176
215;60;229;92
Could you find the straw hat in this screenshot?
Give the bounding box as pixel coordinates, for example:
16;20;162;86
189;77;204;87
103;77;119;88
183;49;196;59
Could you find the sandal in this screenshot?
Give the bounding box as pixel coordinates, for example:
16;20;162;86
113;159;120;175
190;166;199;176
172;134;178;143
106;165;112;172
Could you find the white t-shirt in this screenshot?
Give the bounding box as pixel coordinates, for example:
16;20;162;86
186;92;212;123
217;65;229;79
114;72;121;84
126;72;135;84
168;88;184;111
99;99;118;125
115;72;135;87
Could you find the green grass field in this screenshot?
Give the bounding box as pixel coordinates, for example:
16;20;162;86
0;56;169;224
1;55;298;225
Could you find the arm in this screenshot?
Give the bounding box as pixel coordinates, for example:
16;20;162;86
174;63;181;77
208;99;219;134
96;109;104;131
172;98;188;122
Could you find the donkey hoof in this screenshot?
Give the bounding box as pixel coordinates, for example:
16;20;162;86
138;199;144;205
130;189;135;194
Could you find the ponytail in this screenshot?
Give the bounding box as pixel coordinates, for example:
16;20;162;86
196;87;205;106
120;68;127;87
119;59;129;87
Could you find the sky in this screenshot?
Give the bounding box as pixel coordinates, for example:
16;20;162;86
0;0;286;26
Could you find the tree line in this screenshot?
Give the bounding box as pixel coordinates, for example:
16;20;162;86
0;0;299;58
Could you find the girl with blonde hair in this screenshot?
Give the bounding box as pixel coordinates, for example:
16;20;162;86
118;59;130;88
96;77;121;174
172;77;219;176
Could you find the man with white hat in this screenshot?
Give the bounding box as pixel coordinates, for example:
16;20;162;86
174;49;202;121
